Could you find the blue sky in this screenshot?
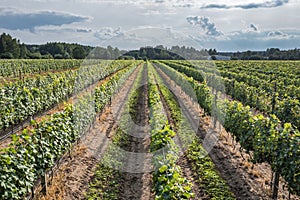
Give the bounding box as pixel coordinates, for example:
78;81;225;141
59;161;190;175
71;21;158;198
0;0;299;51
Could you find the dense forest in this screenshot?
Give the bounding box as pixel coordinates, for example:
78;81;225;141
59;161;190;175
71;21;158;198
0;33;123;59
122;45;217;60
221;48;300;60
0;32;299;60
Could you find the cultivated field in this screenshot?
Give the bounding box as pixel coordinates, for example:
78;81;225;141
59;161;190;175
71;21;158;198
0;60;299;200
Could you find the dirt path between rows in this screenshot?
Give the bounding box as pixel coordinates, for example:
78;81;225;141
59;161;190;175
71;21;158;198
154;64;265;199
155;64;300;200
152;69;207;200
38;65;141;200
118;64;153;200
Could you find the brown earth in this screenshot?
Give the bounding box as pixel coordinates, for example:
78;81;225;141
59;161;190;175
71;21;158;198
34;62;300;200
152;68;208;200
155;64;300;200
38;65;142;200
117;64;153;200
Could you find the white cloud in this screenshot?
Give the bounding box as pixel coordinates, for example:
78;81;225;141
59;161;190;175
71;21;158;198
191;28;299;51
98;27;200;49
187;16;223;36
0;0;299;51
35;26;92;34
94;27;123;40
267;30;288;38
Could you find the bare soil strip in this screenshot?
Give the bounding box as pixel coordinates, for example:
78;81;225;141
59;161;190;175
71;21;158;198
152;69;207;199
155;65;264;199
118;64;153;200
155;64;300;200
38;64;141;200
34;61;299;200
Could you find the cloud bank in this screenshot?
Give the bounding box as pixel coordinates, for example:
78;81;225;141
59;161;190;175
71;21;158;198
97;27;199;50
0;8;89;32
201;0;289;9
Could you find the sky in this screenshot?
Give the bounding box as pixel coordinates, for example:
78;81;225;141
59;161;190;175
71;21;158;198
0;0;299;51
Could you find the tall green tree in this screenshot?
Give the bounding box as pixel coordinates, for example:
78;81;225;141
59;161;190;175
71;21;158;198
19;44;27;58
73;46;86;59
0;33;21;58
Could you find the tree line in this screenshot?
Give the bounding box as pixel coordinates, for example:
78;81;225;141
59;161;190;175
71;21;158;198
1;32;299;60
0;33;123;59
122;46;217;60
0;33;215;60
220;48;300;60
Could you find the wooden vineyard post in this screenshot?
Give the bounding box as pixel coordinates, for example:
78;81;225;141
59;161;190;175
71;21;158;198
271;172;274;192
272;172;280;200
39;131;47;196
19;69;22;80
231;80;235;98
41;173;47;196
271;82;277;115
271;82;279;200
31;186;35;199
213;89;217;129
